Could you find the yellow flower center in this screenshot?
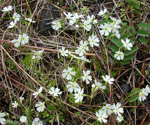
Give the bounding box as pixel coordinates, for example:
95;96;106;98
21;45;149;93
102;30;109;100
104;28;107;31
72;85;75;87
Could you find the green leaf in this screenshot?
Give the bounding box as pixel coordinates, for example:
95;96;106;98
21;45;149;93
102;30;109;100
138;23;150;29
137;30;150;36
129;95;139;102
124;47;137;56
120;28;126;35
124;55;135;60
109;45;119;51
110;37;123;47
139;37;148;44
126;0;140;9
120;60;130;65
128;88;139;97
121;32;132;39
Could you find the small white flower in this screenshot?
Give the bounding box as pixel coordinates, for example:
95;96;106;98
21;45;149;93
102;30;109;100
138;89;148;101
100;23;112;36
121;38;133;50
19;33;29;44
32;49;44;60
114;51;124;60
33;87;43;98
82;20;91;31
0;112;6;125
32;118;43;125
59;47;69;57
11;38;21;47
88;34;99;47
19;96;24;102
87;15;97;24
25;18;36;23
20;116;27;123
2;6;13;12
94;80;106;90
82;70;92;84
66;81;80;93
110;17;122;26
64;12;73;19
102;75;115;84
35;102;45;112
145;85;150;93
52;20;61;30
62;67;76;80
98;8;107;16
13;13;21;23
49;87;62;96
102;104;113;115
79;56;91;63
116;115;123;122
96;109;108;123
12;101;18;108
112;102;124;116
74;88;84;103
8;21;16;28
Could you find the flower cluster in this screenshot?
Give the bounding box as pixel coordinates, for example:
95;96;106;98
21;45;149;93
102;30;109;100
96;102;124;123
138;85;150;101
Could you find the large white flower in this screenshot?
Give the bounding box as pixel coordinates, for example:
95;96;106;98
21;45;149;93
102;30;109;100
52;20;61;30
32;118;43;125
82;70;92;84
74;88;84;103
0;112;6;125
32;49;44;60
13;13;21;23
112;102;124;116
121;38;133;50
66;81;80;93
19;33;29;44
59;47;69;57
114;51;124;60
49;87;62;96
96;109;108;123
100;23;112;36
2;6;13;12
62;67;76;80
20;116;27;123
33;87;43;98
102;75;115;84
12;101;19;108
98;8;107;16
35;102;45;112
88;34;99;47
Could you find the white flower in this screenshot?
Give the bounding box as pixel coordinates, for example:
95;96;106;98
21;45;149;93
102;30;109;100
62;67;76;80
94;80;106;90
33;87;43;98
112;102;124;116
49;87;62;96
13;13;21;23
116;115;123;122
110;17;122;26
79;56;91;63
69;13;83;25
12;101;18;108
121;38;133;50
19;33;29;44
82;70;92;84
102;104;113;115
19;96;24;102
74;88;84;103
25;18;36;23
64;12;73;19
2;6;13;12
98;8;107;16
32;49;44;60
0;112;6;125
88;34;99;47
11;38;21;47
102;75;115;84
138;89;148;101
73;13;83;19
100;23;112;36
113;29;120;39
87;15;97;24
145;85;150;93
52;20;61;30
20;116;27;123
8;21;16;28
66;81;80;93
35;102;45;112
83;20;91;31
96;109;108;123
59;47;69;57
114;51;124;60
32;118;43;125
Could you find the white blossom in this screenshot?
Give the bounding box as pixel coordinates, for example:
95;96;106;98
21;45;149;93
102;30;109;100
35;102;45;112
62;67;76;80
49;87;62;96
